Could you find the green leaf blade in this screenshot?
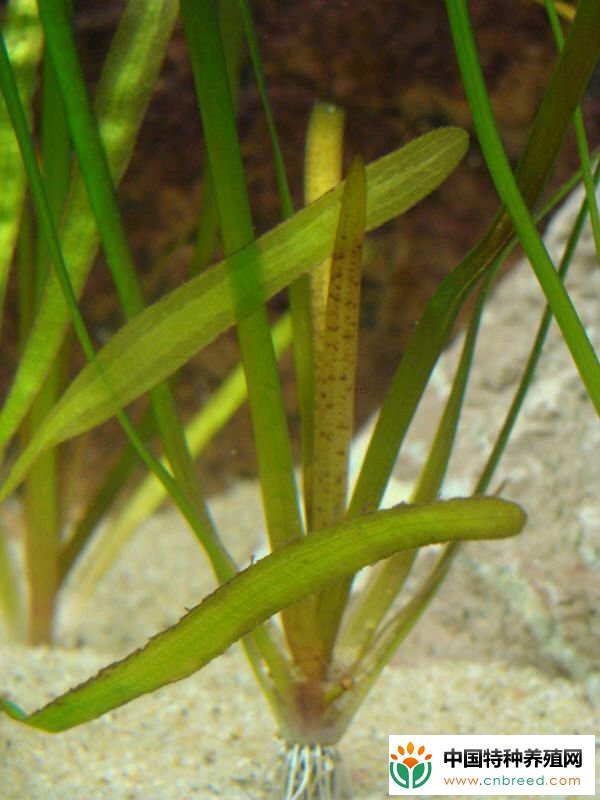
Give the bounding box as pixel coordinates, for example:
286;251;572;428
311;156;367;659
0;496;524;732
0;128;468;500
447;0;600;413
0;0;43;311
311;156;366;529
0;0;179;452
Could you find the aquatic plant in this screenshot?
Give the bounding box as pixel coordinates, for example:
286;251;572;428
0;1;598;796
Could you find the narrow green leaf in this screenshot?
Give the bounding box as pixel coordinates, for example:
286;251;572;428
311;157;367;658
0;0;178;451
35;0;220;553
0;0;43;639
302;102;346;529
20;0;73;644
447;0;600;413
0;5;234;588
543;0;600;261
350;0;600;517
476;175;599;494
37;0;147;315
36;2;72;302
0;0;42;315
305;103;347;346
181;0;303;559
310;157;364;529
0;497;525;732
411;265;500;504
0;128;468;499
239;0;293;218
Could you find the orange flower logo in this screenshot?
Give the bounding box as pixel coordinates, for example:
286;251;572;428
390;741;433;789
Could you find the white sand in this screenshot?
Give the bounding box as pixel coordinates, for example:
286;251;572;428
1;643;596;799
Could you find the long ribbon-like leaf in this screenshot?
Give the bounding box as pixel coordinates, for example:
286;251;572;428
350;0;600;517
0;0;179;451
0;496;525;732
447;0;600;413
311;156;367;658
301;101;346;530
0;0;42;316
311;156;365;528
0;128;468;500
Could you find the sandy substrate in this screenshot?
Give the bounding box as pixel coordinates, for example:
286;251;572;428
1;643;597;799
1;188;599;798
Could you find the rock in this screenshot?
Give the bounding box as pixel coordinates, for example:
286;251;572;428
352;185;600;705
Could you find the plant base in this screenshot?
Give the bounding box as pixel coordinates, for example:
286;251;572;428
269;742;353;799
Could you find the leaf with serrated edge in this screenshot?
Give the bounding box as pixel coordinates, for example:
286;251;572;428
0;496;524;732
